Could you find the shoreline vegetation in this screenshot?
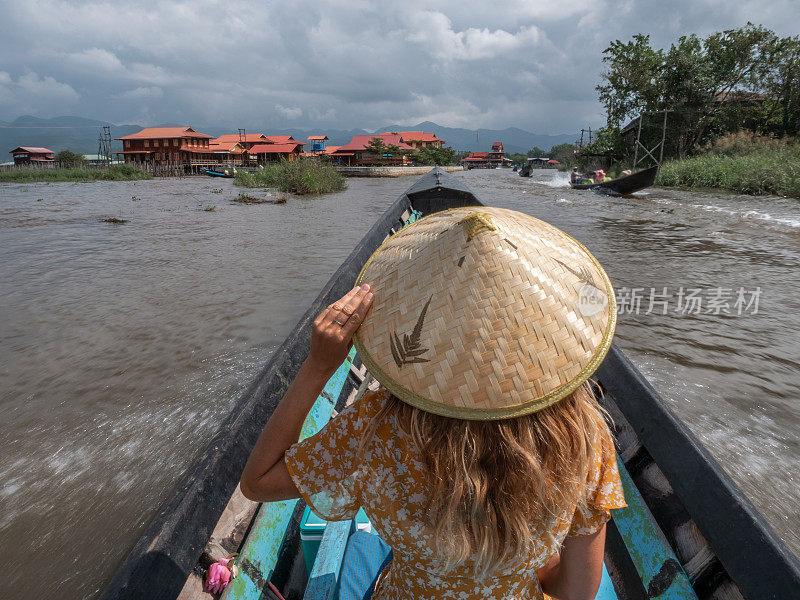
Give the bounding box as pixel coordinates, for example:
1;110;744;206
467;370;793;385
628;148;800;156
234;158;347;195
551;25;800;199
656;134;800;198
0;164;153;183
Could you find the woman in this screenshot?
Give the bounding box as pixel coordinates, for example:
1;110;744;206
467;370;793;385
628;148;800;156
241;207;625;600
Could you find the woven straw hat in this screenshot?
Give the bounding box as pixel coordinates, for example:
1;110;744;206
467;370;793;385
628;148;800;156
352;207;616;420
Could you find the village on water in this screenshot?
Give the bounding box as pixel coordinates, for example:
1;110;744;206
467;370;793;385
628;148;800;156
7;128;521;172
2;4;800;600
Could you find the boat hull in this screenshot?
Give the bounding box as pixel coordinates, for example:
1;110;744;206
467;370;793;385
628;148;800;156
202;169;235;178
570;165;658;195
101;167;800;600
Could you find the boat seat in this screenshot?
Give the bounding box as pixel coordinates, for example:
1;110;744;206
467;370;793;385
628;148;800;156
609;458;698;599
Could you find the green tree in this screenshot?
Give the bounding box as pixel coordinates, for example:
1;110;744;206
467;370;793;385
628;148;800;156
757;36;800;136
583;127;624;158
412;146;458;166
549;143;578;165
55;150;85;167
596;24;796;157
364;137;389;159
386;143;414;160
527;146;550;157
596;34;665;127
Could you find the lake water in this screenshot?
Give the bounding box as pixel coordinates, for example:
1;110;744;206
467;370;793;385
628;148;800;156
1;170;798;598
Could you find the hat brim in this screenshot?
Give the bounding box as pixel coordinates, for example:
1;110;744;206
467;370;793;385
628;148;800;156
352;210;617;420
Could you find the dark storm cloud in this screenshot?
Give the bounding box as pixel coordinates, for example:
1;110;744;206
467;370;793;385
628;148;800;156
0;0;798;133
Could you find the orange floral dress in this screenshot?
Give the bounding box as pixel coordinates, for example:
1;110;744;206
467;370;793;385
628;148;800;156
285;389;626;600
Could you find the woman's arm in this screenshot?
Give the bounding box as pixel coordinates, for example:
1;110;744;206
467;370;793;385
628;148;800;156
239;284;373;502
538;524;606;600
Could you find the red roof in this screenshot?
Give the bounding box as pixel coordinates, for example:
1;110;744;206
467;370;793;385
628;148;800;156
265;135;305;146
209;141;246;154
213;134;270;144
336;134;413;152
464;152;489;159
380;131;443;143
307;135;328;141
323;145;341;155
249;143;303;154
547;159;560;164
115;150;154;154
10;146;54;155
116;127;213;140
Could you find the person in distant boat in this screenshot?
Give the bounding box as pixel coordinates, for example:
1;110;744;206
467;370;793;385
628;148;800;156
240;208;626;600
570;167;582;183
594;170;605;183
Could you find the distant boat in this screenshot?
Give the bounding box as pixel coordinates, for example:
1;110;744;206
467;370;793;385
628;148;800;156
202;167;237;178
570;165;658;195
519;163;532;177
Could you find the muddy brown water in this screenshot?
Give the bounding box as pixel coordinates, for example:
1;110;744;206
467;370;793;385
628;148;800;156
1;170;798;598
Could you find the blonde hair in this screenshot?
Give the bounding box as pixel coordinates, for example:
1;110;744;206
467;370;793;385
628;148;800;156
364;382;607;579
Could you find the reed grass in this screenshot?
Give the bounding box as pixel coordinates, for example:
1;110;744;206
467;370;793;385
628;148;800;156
234;158;347;194
0;164;153;183
657;134;800;197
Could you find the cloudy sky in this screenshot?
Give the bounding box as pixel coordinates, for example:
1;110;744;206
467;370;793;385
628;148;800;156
1;0;798;134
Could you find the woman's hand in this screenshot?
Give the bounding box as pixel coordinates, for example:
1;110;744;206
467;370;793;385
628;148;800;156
307;284;373;376
240;283;374;503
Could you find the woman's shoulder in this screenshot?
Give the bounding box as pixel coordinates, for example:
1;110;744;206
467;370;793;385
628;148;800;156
347;387;390;420
332;388;394;436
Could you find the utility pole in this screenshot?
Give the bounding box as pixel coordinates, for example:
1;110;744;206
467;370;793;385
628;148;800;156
578;128;594;150
98;125;112;167
238;129;247;166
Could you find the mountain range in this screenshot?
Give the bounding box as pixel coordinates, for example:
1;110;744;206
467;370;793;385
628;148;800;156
0;116;577;157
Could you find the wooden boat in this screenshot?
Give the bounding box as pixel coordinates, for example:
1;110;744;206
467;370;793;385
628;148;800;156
570;165;658;195
100;168;800;600
202;167;236;178
519;163;532;177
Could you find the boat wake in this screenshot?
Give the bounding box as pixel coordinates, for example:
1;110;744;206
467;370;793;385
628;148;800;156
541;172;571;188
650;196;800;232
690;203;800;230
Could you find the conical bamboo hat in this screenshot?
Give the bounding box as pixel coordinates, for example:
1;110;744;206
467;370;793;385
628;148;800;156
353;207;616;420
